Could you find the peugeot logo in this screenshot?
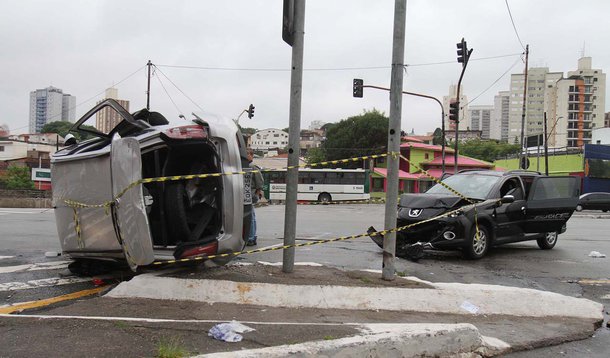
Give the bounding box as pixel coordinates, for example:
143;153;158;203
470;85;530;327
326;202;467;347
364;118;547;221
408;209;423;217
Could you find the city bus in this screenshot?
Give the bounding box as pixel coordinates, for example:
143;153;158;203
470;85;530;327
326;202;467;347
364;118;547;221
262;168;370;203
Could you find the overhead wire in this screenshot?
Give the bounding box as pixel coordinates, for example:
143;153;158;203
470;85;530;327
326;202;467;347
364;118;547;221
465;54;524;106
152;67;184;115
505;0;526;51
10;65;147;133
153;65;205;113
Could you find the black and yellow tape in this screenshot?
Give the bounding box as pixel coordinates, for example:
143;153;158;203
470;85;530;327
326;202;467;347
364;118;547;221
150;207;464;266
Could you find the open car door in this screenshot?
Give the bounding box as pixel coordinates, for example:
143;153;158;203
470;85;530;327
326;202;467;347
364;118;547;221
111;137;155;270
523;176;580;234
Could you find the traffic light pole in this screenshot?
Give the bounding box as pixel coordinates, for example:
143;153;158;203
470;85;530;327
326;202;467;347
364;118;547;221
363;85;446;173
453;42;473;174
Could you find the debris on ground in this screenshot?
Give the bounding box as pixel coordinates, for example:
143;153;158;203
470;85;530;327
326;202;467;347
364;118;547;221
588;251;606;258
208;321;255;342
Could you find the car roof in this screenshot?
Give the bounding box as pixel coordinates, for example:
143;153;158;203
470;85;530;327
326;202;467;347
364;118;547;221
454;169;542;177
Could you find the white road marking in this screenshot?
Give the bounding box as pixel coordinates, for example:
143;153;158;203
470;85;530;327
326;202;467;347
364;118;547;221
601;294;610;300
0;210;51;215
0;261;71;274
0;276;90;292
0;256;15;260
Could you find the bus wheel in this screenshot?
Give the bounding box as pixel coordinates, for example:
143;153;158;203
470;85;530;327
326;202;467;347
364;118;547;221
318;193;332;204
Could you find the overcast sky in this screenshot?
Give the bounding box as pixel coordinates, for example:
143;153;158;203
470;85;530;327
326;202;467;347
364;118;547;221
1;0;609;136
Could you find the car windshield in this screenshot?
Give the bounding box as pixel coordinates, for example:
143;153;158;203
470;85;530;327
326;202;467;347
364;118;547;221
426;173;501;200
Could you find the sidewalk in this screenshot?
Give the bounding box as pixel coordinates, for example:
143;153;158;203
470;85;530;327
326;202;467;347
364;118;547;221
0;263;604;357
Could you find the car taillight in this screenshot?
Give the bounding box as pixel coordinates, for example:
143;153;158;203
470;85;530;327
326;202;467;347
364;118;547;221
164;125;208;139
178;241;218;259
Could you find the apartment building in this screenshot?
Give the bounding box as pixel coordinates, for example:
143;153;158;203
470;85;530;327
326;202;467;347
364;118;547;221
443;84;470;131
95;88;130;133
491;91;510;141
469;105;494;140
29;86;76;133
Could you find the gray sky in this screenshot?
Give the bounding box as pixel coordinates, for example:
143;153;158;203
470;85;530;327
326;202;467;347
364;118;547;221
1;0;609;135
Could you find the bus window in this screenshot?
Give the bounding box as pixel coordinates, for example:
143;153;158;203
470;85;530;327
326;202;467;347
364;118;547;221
342;172;356;184
326;172;340;184
298;172;311;184
310;172;324;184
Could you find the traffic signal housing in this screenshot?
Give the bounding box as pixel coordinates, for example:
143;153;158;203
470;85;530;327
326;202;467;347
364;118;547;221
457;38;468;66
247;104;255;119
353;78;364;98
449;100;459;122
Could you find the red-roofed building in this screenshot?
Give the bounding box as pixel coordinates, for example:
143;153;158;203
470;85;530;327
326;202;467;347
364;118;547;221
371;141;495;193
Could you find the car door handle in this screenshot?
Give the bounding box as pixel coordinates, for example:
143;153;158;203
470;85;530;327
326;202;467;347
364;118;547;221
521;206;526;214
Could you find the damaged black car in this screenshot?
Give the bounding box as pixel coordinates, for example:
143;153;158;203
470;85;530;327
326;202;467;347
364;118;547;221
370;170;581;260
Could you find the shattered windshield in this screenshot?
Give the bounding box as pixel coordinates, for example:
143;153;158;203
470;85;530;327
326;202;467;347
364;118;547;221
426;174;501;200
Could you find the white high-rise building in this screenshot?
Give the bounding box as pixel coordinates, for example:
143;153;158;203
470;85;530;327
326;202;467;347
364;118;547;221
469;105;494;140
29;86;76;133
508;68;562;145
491;91;510;141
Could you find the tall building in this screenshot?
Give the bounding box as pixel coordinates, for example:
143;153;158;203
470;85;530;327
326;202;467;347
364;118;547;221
508;68;563;145
95;88;130;133
547;57;606;148
29;86;76;133
468;105;494;140
443;84;470;131
491;91;510;141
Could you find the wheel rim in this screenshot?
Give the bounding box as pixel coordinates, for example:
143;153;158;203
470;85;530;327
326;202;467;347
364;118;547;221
545;232;557;245
473;229;487;255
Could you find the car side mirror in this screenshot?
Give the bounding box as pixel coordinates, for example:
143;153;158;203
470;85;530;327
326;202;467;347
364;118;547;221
64;134;78;146
500;195;515;204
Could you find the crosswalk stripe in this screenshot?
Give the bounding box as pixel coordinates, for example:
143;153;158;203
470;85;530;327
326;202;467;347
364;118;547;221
0;261;71;274
0;277;91;292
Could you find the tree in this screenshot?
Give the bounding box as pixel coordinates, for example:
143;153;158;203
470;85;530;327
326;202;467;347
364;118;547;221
321;109;388;165
459;139;520;163
41;121;96;140
305;147;325;165
4;165;34;189
432;127;444;145
239;127;257;136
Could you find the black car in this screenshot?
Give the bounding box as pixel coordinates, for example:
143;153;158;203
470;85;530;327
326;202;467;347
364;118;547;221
576;192;610;212
369;170;580;260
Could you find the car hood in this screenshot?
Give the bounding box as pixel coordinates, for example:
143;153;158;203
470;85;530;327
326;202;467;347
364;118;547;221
398;193;465;209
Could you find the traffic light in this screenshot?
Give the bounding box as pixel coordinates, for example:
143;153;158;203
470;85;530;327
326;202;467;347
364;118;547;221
353;78;364;98
449;101;459;122
457;38;468;66
247;104;255;119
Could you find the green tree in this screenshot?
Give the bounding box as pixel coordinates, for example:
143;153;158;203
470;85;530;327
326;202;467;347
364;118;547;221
432;128;444;145
41;121;96;140
5;165;34;189
238;126;257;136
459;139;520;162
305;147;326;165
322;109;388;165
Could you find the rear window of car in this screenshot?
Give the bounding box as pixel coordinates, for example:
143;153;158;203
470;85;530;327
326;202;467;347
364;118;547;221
426;174;501;200
529;177;578;201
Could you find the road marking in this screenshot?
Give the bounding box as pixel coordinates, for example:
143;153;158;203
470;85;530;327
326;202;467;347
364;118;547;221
0;256;15;260
0;276;91;292
0;261;71;274
0;286;106;314
0;210;52;215
577;279;610;285
601;294;610;300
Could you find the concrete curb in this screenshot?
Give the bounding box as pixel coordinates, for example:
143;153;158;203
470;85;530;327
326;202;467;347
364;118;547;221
193;323;491;358
107;274;603;320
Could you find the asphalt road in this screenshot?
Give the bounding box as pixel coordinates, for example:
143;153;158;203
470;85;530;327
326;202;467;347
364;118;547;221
0;205;609;356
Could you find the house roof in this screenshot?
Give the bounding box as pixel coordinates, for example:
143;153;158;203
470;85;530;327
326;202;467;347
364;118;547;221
373;167;426;180
400;142;455;153
422;154;493;168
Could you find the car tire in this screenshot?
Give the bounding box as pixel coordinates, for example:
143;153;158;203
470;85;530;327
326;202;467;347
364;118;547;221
318;192;332;204
537;232;558;250
463;225;489;260
576;205;583;212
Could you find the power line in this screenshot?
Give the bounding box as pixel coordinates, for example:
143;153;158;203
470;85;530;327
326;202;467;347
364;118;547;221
156;53;523;73
10;65;146;133
153;65;205;112
152;68;184;115
505;0;526;51
465;55;524;106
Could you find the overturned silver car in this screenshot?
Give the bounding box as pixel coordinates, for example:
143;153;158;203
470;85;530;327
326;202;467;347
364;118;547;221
52;99;251;272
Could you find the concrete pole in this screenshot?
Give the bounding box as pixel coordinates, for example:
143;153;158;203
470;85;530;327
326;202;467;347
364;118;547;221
519;45;529;168
382;0;406;281
282;0;305;273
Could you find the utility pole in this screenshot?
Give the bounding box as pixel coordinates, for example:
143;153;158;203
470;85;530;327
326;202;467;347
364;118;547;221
146;60;152;110
519;45;529;169
382;0;406;281
544;112;549;175
282;0;305;273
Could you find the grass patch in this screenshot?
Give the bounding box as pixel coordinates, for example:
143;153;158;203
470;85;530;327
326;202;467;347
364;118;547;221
359;276;372;284
395;270;407;277
156;337;189;358
113;321;129;329
324;335;336;340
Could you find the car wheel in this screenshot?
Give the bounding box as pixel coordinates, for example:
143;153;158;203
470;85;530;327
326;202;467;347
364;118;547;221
318;193;332;204
603;209;608;213
165;181;215;243
464;225;489;260
576;205;583;212
537;232;558;250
